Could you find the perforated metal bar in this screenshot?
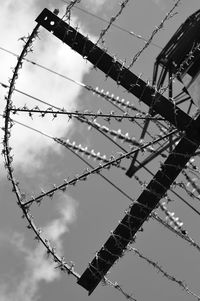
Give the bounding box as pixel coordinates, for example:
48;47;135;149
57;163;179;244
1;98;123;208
35;8;200;294
35;8;193;132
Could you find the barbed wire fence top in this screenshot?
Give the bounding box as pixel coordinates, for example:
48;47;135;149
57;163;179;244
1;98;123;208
1;1;200;301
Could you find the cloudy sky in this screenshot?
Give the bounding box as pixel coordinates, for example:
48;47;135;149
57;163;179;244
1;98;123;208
1;1;200;301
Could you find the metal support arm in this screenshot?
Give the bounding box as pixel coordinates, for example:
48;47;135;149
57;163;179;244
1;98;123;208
35;8;200;294
77;115;200;294
36;8;193;133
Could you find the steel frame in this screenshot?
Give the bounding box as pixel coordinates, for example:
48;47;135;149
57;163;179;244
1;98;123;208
36;8;200;294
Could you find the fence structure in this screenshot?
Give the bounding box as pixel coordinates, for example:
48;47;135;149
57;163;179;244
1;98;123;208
3;2;200;300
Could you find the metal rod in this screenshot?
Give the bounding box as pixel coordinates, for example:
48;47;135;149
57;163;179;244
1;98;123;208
77;115;200;294
35;8;193;132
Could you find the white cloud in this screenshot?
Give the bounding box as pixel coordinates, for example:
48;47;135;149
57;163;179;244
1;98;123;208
34;0;109;13
151;0;166;10
0;0;92;172
85;0;107;7
44;193;78;244
0;2;81;298
83;0;108;13
0;194;77;301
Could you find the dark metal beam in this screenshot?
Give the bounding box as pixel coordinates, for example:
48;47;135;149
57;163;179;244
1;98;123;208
77;115;200;294
36;8;200;294
36;9;193;133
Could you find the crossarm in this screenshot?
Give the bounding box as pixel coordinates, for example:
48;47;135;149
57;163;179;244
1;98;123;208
77;115;200;294
35;8;200;294
36;8;192;132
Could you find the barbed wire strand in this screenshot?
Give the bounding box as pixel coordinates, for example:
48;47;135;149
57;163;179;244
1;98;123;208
0;46;172;143
0;78;146;117
23;129;177;208
2;5;200;296
63;0;162;48
175;181;200;202
10;107;165;121
5;89;198;218
1;76;179;166
128;246;200;300
4;78;199;218
159;201;186;233
1;77;165;146
127;0;181;69
2;23;82;283
1;78;177;166
182;169;200;198
153;213;200;253
62;0;82;22
45;4;197;154
60;3;199;140
186;159;200;180
94;0;132;47
1;23;138;301
2;3;198;300
3;113;200;255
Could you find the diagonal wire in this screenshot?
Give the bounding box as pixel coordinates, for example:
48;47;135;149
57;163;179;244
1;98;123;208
128;0;182;69
3;113;200;254
62;0;82;21
10;107;165;121
63;0;162;49
128;246;200;300
3;70;198;216
95;0;132;46
4;83;199;216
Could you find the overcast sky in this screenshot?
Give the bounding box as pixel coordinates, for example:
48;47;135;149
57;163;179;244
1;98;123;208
1;1;200;301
